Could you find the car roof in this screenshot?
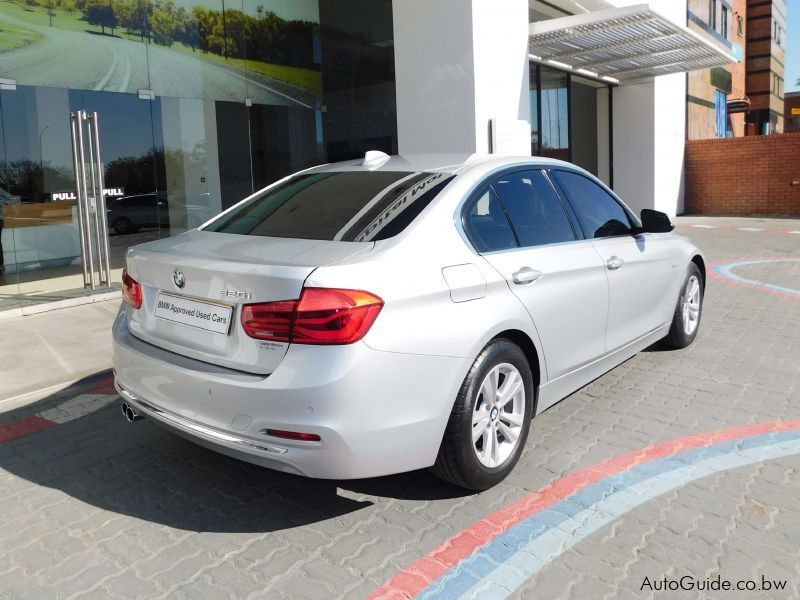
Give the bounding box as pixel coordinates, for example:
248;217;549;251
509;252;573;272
304;153;577;176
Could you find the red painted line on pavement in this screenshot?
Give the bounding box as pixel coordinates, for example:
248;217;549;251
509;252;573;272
370;421;800;599
87;376;117;396
0;416;58;444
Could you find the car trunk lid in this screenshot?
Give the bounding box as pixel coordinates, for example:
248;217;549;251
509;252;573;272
125;230;373;374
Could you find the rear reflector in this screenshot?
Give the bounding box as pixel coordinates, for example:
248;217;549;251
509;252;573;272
122;269;143;309
266;429;321;442
241;288;383;345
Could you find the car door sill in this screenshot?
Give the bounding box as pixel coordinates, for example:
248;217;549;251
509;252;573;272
536;323;670;415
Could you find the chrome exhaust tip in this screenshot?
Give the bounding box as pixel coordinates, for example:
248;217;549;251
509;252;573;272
121;401;143;423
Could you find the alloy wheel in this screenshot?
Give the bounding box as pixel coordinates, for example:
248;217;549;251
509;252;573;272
682;275;701;335
472;362;526;468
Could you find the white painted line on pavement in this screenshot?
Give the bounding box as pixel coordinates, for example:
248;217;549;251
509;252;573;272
691;224;717;228
38;394;117;424
738;227;764;231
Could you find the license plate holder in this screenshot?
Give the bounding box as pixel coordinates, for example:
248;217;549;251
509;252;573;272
154;292;233;335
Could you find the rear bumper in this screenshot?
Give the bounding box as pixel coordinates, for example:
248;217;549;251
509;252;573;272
112;308;464;479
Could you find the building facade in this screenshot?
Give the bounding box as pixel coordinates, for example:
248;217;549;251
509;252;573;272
686;0;746;139
745;0;787;134
0;0;734;316
685;0;788;139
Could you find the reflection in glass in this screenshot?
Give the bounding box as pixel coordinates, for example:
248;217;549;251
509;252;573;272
319;0;396;162
249;104;321;192
539;66;569;161
570;75;602;176
0;86;84;306
530;63;540;155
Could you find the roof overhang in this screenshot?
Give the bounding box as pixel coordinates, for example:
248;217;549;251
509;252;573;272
529;4;738;84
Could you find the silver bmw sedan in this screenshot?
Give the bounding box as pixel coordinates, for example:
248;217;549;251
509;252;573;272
113;152;704;490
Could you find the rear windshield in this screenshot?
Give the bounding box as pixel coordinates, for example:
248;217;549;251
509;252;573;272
204;171;454;242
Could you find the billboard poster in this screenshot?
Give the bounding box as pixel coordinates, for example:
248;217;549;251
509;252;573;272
0;0;320;107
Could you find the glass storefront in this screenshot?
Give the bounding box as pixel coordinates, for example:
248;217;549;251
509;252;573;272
529;63;612;182
0;0;395;313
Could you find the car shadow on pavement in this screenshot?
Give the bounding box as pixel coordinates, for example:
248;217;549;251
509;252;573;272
0;374;470;533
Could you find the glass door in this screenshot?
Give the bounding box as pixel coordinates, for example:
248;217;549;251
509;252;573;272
76;90;162;290
0;85;159;314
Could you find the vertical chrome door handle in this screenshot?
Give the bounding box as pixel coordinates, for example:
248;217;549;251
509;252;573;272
606;256;624;270
512;267;543;285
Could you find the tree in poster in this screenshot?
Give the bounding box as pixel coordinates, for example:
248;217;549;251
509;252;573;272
85;0;117;35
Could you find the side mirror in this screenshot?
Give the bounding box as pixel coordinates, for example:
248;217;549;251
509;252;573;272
640;209;674;233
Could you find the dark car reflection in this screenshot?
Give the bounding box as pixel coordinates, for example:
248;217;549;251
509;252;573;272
106;193;213;235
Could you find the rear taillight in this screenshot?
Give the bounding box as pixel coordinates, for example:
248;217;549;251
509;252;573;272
122;269;143;309
240;300;295;342
241;288;383;345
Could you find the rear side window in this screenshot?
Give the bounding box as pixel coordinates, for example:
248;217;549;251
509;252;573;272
205;171;453;242
464;189;517;253
491;170;577;247
551;170;633;238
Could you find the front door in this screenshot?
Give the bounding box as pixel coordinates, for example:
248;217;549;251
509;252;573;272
548;169;679;352
0;86;160;314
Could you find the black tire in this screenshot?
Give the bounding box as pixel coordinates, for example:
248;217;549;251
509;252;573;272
431;339;534;490
662;262;704;349
113;217;135;235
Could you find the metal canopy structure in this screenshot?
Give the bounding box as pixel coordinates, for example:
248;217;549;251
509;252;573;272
529;4;737;84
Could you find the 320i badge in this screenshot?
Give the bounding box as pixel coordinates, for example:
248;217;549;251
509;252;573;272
113;152;705;490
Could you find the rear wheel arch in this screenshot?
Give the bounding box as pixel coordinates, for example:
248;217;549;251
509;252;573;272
491;329;541;416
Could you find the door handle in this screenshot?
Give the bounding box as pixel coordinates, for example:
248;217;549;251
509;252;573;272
606;256;624;270
512;267;543;285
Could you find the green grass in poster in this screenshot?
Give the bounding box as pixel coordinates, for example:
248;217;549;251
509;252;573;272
0;14;42;51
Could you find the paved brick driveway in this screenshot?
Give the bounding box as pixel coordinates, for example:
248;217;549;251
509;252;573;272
1;217;799;599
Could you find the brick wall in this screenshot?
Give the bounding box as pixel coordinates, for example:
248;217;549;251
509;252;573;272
684;132;800;216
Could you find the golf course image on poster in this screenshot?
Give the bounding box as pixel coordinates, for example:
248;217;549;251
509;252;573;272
0;0;321;106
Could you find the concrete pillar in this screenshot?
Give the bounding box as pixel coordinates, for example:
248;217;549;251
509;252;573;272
392;0;531;156
607;0;688;217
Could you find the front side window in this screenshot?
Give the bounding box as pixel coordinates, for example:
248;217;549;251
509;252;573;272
551;170;634;239
491;170;577;247
205;171;453;242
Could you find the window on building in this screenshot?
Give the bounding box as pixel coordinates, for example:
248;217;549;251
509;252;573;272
540;67;570;162
772;75;784;99
773;20;783;47
721;6;729;38
708;0;717;29
714;89;728;138
529;63;614;181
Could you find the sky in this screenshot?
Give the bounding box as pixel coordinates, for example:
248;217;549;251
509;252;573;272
787;0;799;92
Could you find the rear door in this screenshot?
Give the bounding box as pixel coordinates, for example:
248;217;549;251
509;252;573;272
550;169;678;352
468;169;608;381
